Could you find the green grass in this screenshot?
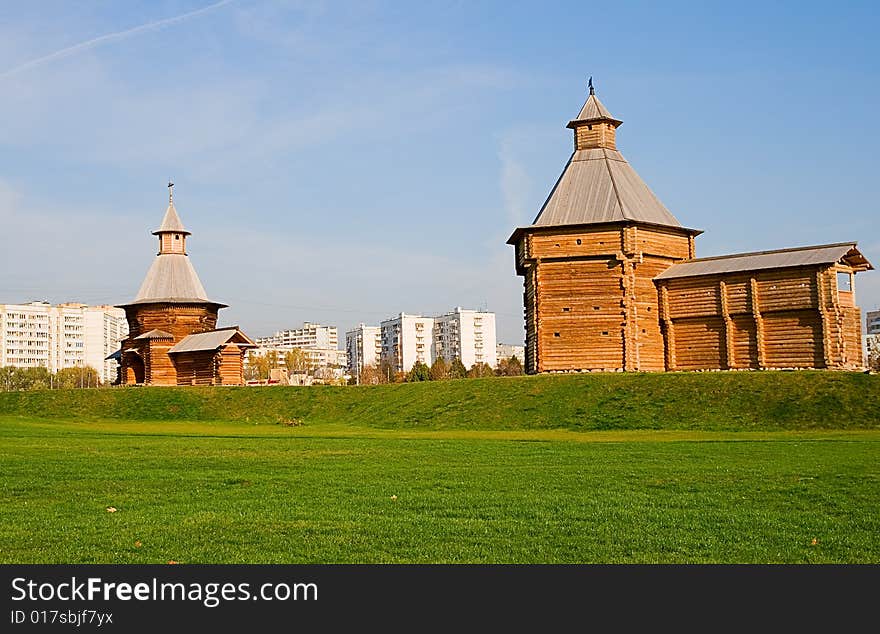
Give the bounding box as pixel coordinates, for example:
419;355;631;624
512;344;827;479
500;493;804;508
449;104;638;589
1;373;878;563
1;370;878;430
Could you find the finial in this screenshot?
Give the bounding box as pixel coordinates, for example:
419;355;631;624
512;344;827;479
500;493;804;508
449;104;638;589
589;76;594;95
168;179;174;204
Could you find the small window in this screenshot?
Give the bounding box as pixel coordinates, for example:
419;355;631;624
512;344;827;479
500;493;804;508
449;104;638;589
562;307;571;312
593;306;600;311
837;272;852;292
601;331;609;336
554;332;561;338
175;235;180;240
576;239;582;245
587;124;592;130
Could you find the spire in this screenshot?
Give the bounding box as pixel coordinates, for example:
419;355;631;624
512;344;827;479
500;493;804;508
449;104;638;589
567;80;622;129
153;182;190;236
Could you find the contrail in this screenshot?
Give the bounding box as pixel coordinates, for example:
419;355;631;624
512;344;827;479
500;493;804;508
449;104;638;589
0;0;235;79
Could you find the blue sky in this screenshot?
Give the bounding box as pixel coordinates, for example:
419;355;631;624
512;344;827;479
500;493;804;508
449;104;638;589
1;0;878;345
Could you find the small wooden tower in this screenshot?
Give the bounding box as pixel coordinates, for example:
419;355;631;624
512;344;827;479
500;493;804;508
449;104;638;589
114;184;255;385
508;82;702;373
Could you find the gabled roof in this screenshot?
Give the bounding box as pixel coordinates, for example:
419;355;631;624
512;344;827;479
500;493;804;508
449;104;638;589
125;253;225;307
153;202;190;235
507;148;698;244
168;327;257;354
134;329;174;340
655;242;874;280
567;92;621;127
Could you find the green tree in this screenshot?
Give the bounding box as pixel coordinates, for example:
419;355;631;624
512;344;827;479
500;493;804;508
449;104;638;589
284;349;312;375
406;361;431;382
54;366;101;389
495;355;524;377
429;357;449;381
16;366;52;390
467;362;493;378
449;357;467;379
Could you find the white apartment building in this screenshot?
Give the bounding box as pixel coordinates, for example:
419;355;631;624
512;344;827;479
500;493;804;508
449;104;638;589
381;313;435;373
249;345;347;378
867;310;880;335
496;343;525;365
256;322;338;349
434;307;497;369
0;301;127;383
346;324;382;380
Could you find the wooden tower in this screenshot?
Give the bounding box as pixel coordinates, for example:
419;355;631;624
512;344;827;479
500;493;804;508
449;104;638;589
114;183;255;385
508;83;702;373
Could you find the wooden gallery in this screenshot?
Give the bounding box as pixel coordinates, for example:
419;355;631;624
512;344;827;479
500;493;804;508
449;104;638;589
508;84;873;373
109;185;256;385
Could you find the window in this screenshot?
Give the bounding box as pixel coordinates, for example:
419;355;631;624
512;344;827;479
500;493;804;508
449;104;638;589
837;271;852;292
175;235;180;240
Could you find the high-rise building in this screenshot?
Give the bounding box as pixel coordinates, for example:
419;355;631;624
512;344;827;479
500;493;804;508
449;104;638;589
380;313;435;373
0;301;128;383
256;323;338;349
433;308;497;369
346;324;382;380
867;310;880;335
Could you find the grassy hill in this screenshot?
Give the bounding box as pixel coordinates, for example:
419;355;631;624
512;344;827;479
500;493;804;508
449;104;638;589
1;371;877;431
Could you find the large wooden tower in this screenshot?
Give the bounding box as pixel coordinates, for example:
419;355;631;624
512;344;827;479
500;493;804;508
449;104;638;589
114;184;255;385
507;83;701;373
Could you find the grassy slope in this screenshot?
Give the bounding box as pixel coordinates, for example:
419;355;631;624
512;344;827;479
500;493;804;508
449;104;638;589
0;371;878;430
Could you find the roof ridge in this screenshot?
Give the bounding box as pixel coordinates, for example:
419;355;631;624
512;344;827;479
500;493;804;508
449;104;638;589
681;242;857;263
600;147;625;221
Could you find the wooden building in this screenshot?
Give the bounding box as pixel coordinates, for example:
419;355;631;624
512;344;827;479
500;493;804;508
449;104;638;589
111;184;256;385
508;83;873;373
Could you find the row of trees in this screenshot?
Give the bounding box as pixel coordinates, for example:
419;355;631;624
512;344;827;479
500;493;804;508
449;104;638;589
354;355;524;384
245;350;344;384
0;366;103;391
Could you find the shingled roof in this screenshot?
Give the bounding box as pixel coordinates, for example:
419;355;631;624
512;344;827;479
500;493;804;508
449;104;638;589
655;242;874;280
507;89;700;245
532;148;684;228
120;188;226;308
567;92;622;127
131;254;217;305
153;200;189;235
168;327;256;354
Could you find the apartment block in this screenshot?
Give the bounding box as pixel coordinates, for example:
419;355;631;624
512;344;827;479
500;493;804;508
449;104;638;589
433;307;497;369
0;301;128;383
345;324;382;380
381;313;435;373
868;310;880;335
256;322;338;349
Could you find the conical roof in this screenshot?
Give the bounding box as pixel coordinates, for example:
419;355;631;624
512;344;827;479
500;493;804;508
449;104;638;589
153;201;190;235
132;253;213;304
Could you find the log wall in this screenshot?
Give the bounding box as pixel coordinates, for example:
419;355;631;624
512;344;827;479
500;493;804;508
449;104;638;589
518;224;692;372
657;264;863;370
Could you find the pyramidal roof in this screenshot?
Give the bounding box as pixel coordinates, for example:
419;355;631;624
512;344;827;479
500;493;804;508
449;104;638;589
132;254;213;304
567;91;621;127
508;86;700;244
531;147;684;228
120;188;225;307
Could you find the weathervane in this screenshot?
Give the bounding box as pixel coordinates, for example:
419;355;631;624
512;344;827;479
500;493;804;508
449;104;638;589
589;76;594;95
168;179;174;204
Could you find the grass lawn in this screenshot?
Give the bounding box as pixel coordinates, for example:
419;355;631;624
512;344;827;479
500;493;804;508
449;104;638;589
1;415;878;563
